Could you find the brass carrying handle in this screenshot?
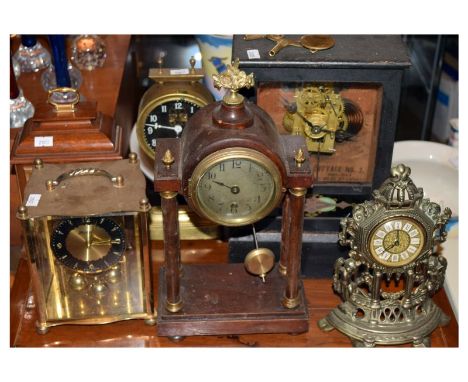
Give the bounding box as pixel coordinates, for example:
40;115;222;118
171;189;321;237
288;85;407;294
47;87;80;112
46;168;124;191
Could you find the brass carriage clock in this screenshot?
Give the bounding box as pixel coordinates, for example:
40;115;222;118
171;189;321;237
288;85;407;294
17;156;155;334
318;164;452;347
135;56;214;160
154;61;313;339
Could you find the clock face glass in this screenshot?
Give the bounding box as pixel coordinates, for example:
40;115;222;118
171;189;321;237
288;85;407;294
51;217;126;274
369;217;425;267
192;150;282;226
141;98;202;157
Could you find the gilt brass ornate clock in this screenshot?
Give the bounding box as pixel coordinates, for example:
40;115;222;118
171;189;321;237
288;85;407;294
135;56;214;160
17;155;155;333
154;60;313;339
318;164;452;347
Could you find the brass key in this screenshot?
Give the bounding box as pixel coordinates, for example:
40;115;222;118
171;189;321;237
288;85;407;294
243;34;335;56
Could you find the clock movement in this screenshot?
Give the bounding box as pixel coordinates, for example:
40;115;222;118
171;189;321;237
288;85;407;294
154;60;313;339
318;164;452;347
17;156;155;333
135;56;214;161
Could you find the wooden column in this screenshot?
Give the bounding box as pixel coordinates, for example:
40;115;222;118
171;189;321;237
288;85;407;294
279;193;291;276
160;191;183;313
282;187;307;309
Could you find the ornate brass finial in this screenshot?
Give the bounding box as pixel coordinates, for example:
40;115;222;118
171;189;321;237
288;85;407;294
212;58;254;106
162;149;175;167
34;158;44;169
295;148;306;166
373;163;423;208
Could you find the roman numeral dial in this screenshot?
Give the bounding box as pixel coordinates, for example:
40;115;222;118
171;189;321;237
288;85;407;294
369;217;425;267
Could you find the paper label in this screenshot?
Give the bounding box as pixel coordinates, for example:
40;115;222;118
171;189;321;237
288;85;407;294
247;49;261;59
170;68;190;75
34;136;54;147
26;194;41;207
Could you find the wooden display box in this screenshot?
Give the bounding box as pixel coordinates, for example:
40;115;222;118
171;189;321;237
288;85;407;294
230;35;411;276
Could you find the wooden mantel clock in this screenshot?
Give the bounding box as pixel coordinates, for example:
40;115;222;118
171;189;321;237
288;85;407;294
154;60;313;339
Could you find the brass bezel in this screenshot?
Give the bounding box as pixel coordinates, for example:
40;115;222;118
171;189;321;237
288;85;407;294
368;216;426;267
136;87;211;160
188;148;284;227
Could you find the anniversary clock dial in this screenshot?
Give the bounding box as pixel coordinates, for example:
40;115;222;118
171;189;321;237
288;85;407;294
369;217;425;267
51;217;126;274
189;148;283;226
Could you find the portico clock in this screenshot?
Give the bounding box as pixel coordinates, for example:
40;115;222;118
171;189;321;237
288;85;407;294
153;60;313;340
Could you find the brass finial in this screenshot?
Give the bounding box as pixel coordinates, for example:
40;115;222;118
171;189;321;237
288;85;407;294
189;56;196;74
212;58;254;106
157;53;164;74
162;149;175;167
46;179;54;191
17;205;28;220
115;175;124;187
34;158;44;169
128;152;138;164
139;197;151;212
295;148;306;166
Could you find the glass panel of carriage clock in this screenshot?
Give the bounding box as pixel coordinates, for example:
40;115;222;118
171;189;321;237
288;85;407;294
256;82;383;184
33;213;146;322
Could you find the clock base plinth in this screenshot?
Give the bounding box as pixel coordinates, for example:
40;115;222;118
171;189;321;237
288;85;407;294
319;300;450;347
156;263;309;337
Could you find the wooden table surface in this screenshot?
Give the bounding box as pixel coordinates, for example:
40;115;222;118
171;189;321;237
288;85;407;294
10;241;458;348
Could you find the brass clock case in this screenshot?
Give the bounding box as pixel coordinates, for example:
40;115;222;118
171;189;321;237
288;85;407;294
319;164;452;347
188;147;283;226
136;82;213;159
17;157;155;333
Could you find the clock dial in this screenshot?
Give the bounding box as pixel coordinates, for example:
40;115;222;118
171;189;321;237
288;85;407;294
369;217;425;267
51;217;126;273
141;98;202;158
190;149;283;226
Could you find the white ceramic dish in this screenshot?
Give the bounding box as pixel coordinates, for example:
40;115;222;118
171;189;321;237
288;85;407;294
393;140;459;321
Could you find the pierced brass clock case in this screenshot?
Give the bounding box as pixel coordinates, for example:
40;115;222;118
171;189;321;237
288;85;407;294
319;164;452;347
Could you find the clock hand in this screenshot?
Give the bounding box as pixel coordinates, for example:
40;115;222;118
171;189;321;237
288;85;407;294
296;111;332;135
212;180;240;194
145;123;184;136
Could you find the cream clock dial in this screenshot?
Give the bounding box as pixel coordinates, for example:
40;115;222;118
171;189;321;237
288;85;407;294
369;217;425;267
189;148;283;227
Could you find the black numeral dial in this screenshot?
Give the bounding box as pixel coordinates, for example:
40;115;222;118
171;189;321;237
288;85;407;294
141;99;201;157
51;217;126;273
